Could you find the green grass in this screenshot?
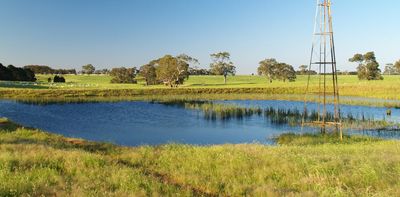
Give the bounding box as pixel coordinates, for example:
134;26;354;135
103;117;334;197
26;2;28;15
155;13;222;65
2;75;400;106
275;133;382;146
1;118;400;196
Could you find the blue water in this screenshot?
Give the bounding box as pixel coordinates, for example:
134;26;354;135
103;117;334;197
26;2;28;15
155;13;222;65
0;100;399;146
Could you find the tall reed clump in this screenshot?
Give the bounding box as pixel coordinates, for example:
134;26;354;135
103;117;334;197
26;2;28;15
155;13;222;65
155;100;400;131
156;100;263;121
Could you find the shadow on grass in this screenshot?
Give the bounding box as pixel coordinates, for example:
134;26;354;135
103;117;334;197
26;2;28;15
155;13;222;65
0;83;49;89
0;118;21;132
188;82;257;87
0;118;118;155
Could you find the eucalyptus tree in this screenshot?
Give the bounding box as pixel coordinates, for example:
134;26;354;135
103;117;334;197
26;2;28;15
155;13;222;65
383;64;395;75
155;55;190;87
394;60;400;74
82;64;96;75
349;52;383;80
139;62;157;85
298;65;308;75
209;52;235;84
258;58;279;83
258;59;296;83
110;67;137;84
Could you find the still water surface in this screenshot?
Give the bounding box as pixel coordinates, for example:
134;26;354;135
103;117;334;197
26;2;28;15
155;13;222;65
0;100;399;146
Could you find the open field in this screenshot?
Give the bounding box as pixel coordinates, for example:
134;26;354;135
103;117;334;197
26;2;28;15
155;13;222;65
1;75;400;106
1;118;400;196
2;74;400;107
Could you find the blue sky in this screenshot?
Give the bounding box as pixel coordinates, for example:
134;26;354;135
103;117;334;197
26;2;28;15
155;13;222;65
0;0;399;74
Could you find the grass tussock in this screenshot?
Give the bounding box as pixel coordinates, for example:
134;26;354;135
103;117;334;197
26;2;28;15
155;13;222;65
275;133;382;146
1;118;400;196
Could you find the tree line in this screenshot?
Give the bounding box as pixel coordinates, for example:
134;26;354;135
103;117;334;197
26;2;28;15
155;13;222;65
2;51;398;84
138;52;297;86
24;65;77;75
0;63;36;82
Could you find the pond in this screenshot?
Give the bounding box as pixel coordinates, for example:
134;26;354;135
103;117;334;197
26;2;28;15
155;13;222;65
0;100;399;146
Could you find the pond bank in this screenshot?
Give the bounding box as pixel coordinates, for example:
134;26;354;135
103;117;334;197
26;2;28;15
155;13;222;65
1;118;399;196
1;93;400;108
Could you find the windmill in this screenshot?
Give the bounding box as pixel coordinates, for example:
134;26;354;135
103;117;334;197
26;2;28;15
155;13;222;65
302;0;342;140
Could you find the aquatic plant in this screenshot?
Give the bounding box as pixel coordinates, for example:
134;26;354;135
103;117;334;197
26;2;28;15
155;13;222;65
155;100;400;131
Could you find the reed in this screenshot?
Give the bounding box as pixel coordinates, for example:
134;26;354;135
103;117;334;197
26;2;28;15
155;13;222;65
155;100;400;131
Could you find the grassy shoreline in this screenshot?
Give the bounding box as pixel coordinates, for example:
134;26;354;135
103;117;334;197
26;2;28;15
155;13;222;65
2;75;400;107
2;91;400;108
1;118;400;196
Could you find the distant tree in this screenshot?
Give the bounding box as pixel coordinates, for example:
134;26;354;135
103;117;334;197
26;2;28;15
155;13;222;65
383;64;396;75
394;60;400;74
209;52;236;84
53;75;66;83
24;68;36;82
258;59;296;83
155;55;189;87
278;63;297;82
2;65;36;82
110;67;137;84
176;54;199;80
0;63;12;81
189;66;210;75
94;69;110;75
54;69;77;75
47;77;52;83
349;52;383;80
277;63;296;82
258;59;279;83
139;63;157;85
24;65;53;74
82;64;96;75
24;65;76;75
176;54;199;65
298;65;308;75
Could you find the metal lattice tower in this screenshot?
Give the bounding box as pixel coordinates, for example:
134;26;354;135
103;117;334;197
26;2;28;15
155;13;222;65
302;0;342;139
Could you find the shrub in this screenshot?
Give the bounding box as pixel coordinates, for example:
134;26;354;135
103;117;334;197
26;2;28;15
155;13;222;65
53;75;66;83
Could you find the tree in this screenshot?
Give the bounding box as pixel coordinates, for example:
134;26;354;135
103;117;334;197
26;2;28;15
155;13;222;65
277;63;296;82
82;64;96;75
298;65;309;75
110;67;137;84
258;59;279;83
384;63;395;75
176;54;199;80
139;63;157;85
189;66;210;75
257;59;296;83
53;75;66;83
209;52;235;84
0;64;36;82
155;55;189;87
24;65;53;74
394;60;400;74
349;52;383;80
94;69;110;75
24;65;76;75
0;63;12;81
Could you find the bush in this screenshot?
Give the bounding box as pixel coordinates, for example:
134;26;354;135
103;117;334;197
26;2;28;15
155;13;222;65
110;67;137;84
53;75;66;83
